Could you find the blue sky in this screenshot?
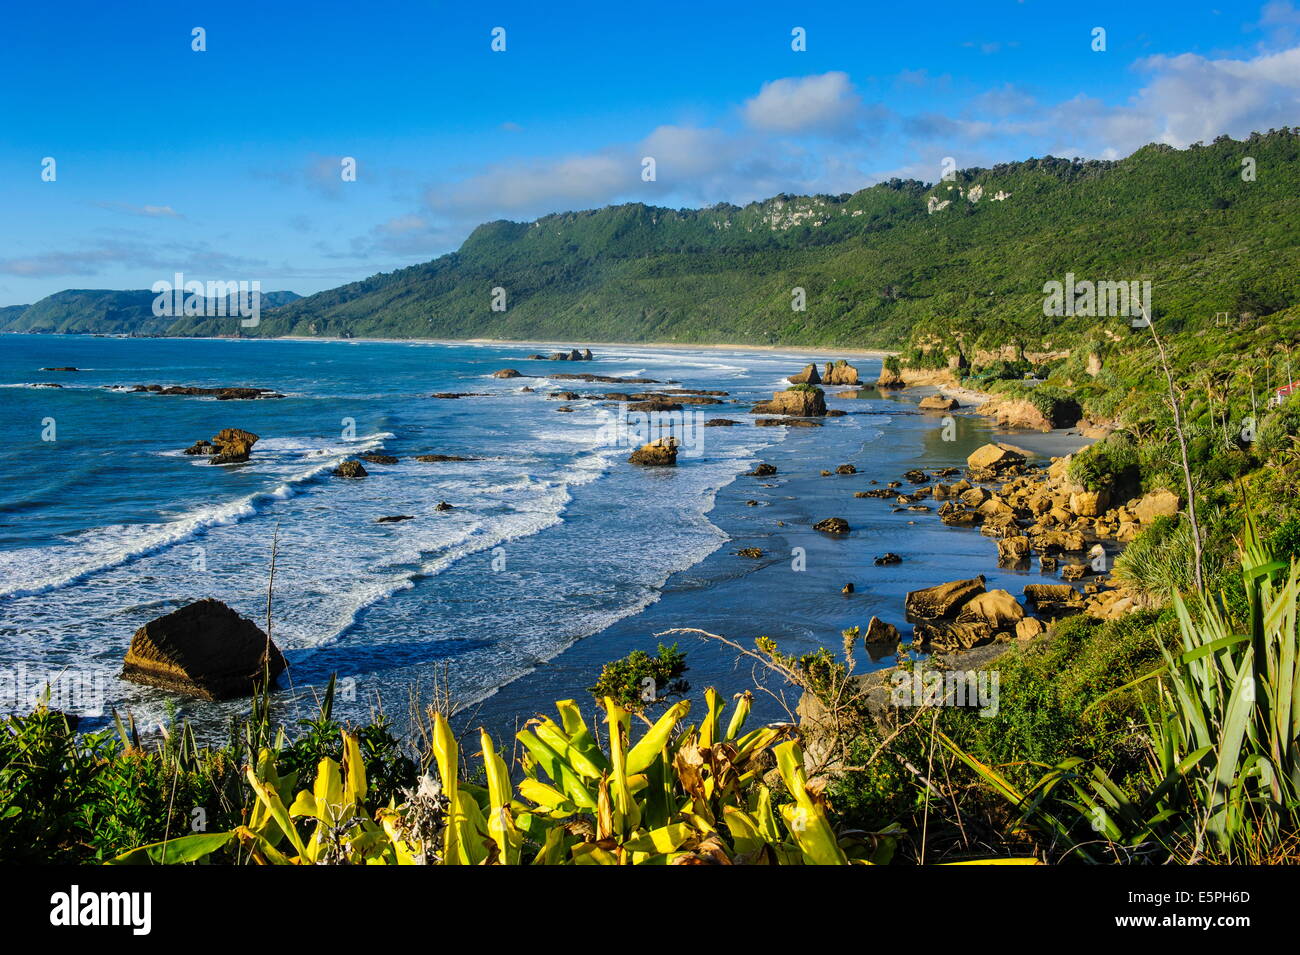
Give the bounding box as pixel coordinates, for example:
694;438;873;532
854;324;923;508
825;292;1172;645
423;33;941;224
2;0;1298;305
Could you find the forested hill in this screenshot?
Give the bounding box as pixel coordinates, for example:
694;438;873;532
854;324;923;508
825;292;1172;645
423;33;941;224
0;289;302;336
6;129;1299;350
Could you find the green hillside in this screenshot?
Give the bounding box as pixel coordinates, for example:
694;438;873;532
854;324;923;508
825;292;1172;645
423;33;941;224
4;129;1297;353
1;289;302;335
252;128;1300;350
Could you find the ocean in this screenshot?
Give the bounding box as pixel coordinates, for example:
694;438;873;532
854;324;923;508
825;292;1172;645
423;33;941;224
0;334;1057;738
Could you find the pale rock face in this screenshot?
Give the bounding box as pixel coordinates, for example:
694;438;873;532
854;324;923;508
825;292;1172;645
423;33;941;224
1134;489;1180;524
968;184;984;203
927;197;952;214
992;190;1011;201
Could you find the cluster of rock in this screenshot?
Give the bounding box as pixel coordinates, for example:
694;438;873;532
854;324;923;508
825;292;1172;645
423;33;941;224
183;427;259;464
527;349;594;361
903;576;1043;652
109;384;284;400
787;360;860;386
865;441;1182;623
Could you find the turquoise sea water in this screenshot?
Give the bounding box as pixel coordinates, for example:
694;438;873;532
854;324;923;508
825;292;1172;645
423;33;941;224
0;334;1059;736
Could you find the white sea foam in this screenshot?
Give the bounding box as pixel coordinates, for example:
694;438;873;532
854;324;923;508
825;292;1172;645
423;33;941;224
0;432;391;599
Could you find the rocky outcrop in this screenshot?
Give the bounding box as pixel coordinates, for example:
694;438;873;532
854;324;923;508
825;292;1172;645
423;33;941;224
1134;489;1180;524
1023;583;1084;618
492;369;523;378
333;460;368;478
751;387;827;417
957;590;1025;629
749;463;777;476
545;348;595;361
919;394;960;411
864;616;900;648
415;453;478;462
204;428;259;464
628;437;678;467
377;515;413;523
787;363;821;384
822;360;860;385
905;576;985;620
360;453;398;465
120;598;286;700
704;418;738;426
966;442;1025;473
996;535;1032;563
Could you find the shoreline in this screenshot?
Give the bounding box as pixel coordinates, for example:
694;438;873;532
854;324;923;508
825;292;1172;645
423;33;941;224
278;333;897;359
473;381;1097;735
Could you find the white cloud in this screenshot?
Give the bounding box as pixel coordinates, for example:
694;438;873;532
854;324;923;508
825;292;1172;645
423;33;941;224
743;72;862;134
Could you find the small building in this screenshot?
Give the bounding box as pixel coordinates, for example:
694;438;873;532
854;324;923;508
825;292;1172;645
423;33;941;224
1271;381;1300;407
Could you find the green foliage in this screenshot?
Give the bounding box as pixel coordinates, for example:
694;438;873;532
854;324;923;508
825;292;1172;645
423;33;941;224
1113;515;1197;600
0;704;242;863
1068;430;1142;494
588;643;689;712
119;691;881;865
0;679;414;863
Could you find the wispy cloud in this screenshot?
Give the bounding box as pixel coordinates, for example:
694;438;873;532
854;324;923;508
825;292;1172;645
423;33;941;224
92;201;184;219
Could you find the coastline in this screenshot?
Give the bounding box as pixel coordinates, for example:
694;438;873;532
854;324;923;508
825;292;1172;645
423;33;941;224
274;333;897;359
473;382;1096;736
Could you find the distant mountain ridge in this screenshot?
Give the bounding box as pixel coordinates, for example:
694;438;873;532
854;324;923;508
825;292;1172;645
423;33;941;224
5;129;1298;350
0;289;302;336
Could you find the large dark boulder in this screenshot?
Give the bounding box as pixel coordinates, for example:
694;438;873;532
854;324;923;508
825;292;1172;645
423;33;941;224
121;599;286;700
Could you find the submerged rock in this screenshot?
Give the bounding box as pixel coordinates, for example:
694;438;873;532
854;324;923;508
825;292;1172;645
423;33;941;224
120;598;286;700
813;517;851;534
360;453;399;465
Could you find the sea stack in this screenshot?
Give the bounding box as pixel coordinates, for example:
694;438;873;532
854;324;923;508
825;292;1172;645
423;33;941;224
121;598;286;700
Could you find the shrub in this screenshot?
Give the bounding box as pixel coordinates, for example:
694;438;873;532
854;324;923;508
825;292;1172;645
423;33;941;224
1068;430;1141;494
589;643;688;711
